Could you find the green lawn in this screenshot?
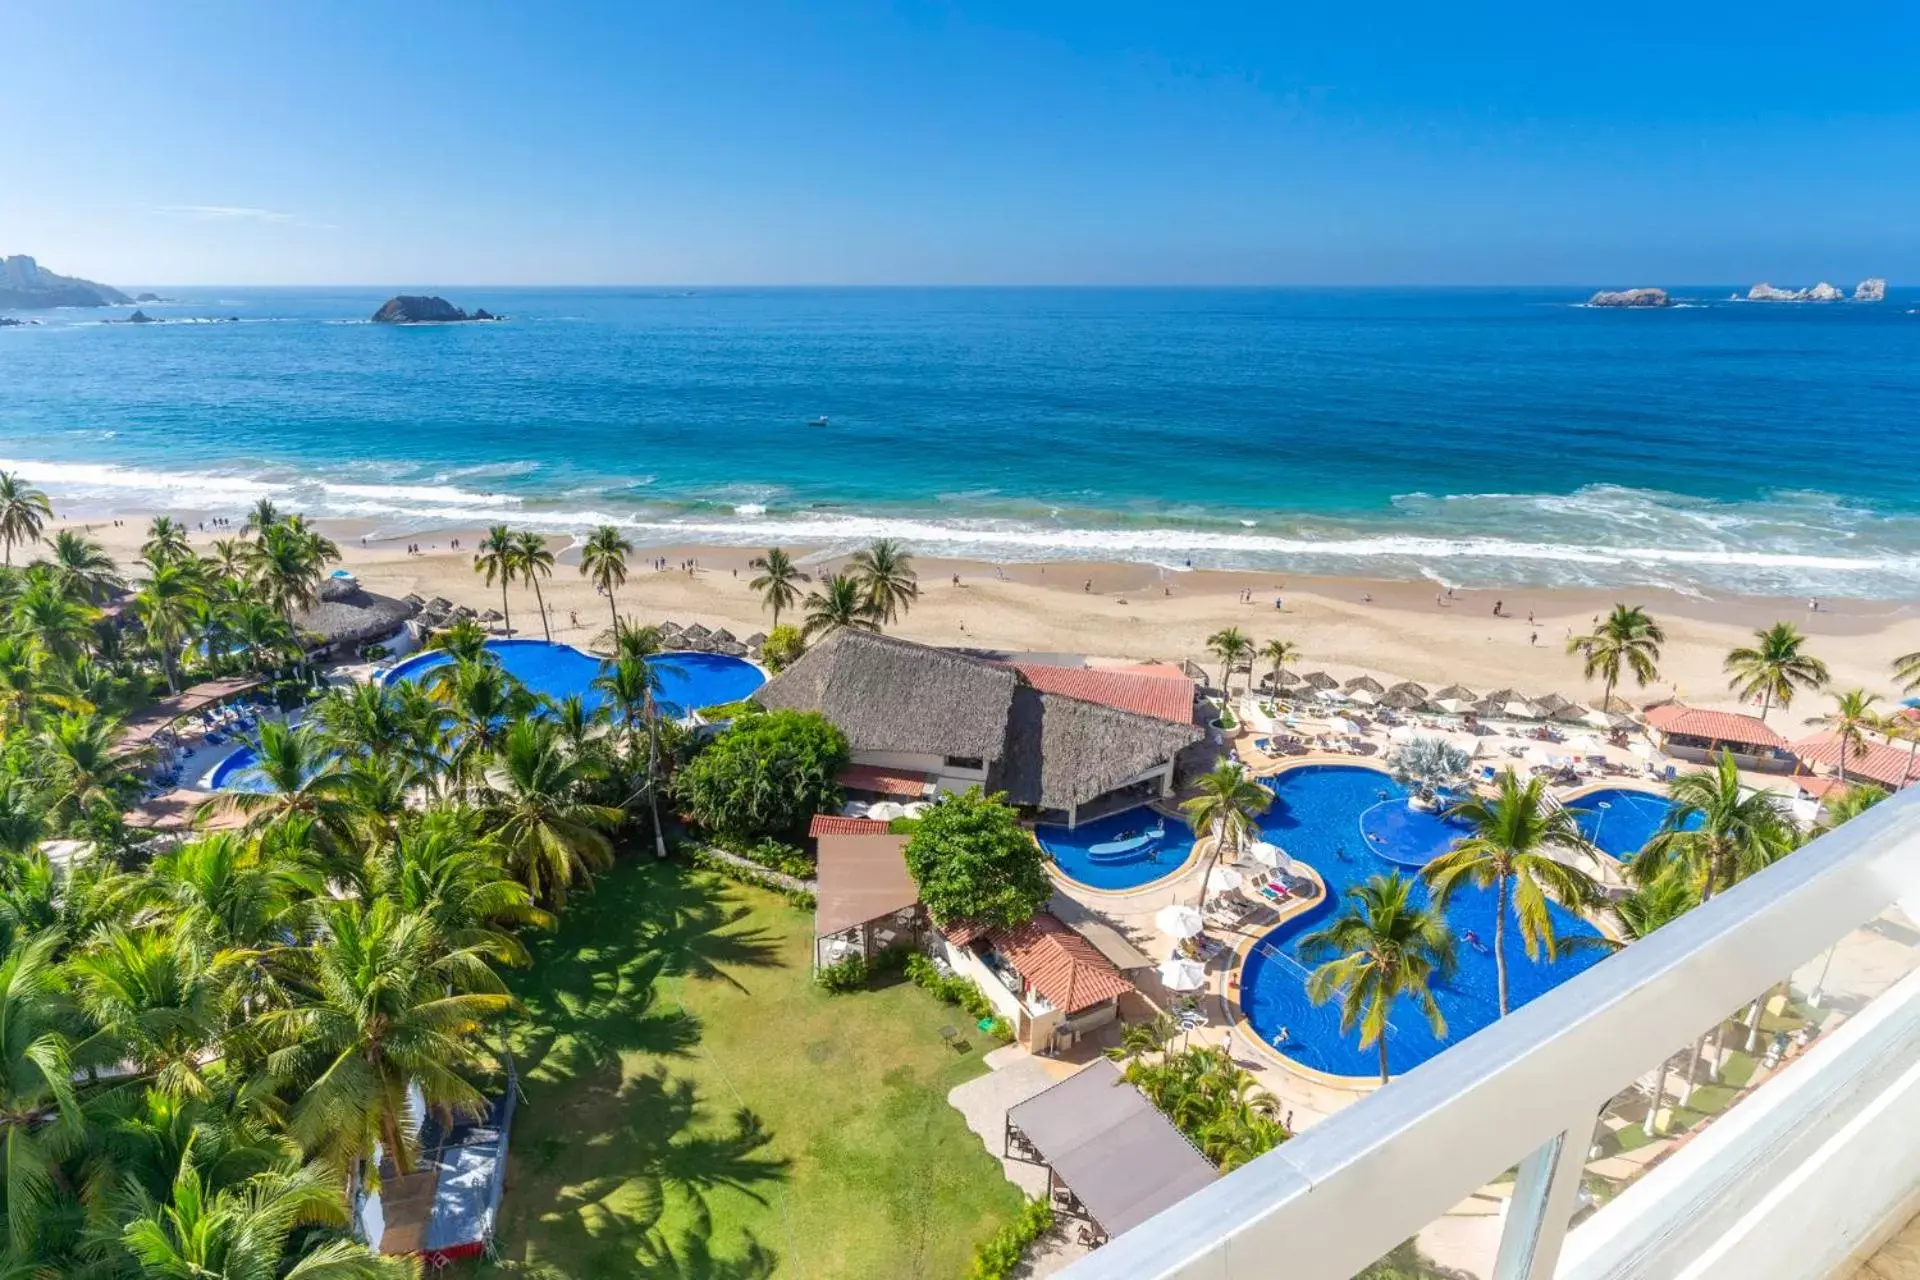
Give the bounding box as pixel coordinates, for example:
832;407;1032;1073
471;859;1023;1278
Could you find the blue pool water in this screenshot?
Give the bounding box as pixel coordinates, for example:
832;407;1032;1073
1034;806;1198;891
383;639;764;718
1566;786;1699;862
207;744;274;793
1240;765;1609;1079
1356;797;1475;868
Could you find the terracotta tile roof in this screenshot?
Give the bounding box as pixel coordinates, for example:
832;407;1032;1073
809;814;892;838
1007;664;1195;725
987;912;1136;1014
1642;703;1786;750
1790;732;1919;789
940;918;991;947
1792;776;1851;800
838;764;934;797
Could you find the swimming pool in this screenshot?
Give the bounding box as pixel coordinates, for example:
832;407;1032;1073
1565;786;1698;862
1034;806;1198;891
1239;764;1609;1079
382;639;765;718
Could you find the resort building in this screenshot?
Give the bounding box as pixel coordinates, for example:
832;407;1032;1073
756;630;1204;826
1791;730;1920;792
354;1070;516;1266
1641;702;1793;770
934;913;1138;1054
811;827;926;970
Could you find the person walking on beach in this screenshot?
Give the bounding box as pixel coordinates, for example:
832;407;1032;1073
1493;599;1504;617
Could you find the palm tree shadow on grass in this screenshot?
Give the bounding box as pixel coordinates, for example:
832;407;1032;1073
509;1068;790;1278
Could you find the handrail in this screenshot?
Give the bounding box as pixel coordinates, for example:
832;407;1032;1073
1060;785;1920;1279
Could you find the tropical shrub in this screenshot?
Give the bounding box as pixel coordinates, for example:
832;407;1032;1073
1387;737;1473;798
903;789;1050;929
672;708;850;841
1111;1032;1290;1170
698;698;760;723
903;951;999;1025
759;623;805;672
968;1196;1055;1280
732;835;815;879
814;953;871;993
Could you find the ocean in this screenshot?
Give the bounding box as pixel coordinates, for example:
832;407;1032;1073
3;286;1919;598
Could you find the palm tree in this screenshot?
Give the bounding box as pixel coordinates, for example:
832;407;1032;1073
1180;762;1272;906
121;1144;417;1279
1299;874;1456;1084
0;472;52;567
483;718;619;906
143;516;195;566
1205;627;1252;695
42;528;121;602
225;602;298;675
69;926;221;1100
258;898;514;1176
1815;783;1886;834
1808;688;1881;786
203;536;249;582
1896;649;1920;695
802;572;881;639
11;570;100;663
1567;604;1665;710
240;498;283;535
1426;770;1601;1017
472;524;516;638
578;524;634;636
748;547;811;627
426;658;534;791
133;560;205;693
0;931;85;1257
424;617;491;663
244;521;337;631
1259;638;1300;695
201;721;350;837
1723;622;1829;722
372;809;552;968
592;653;678;848
1614;867;1700;1136
511;529;556;642
1641;751;1794;903
849;539;918;624
40;711;137;819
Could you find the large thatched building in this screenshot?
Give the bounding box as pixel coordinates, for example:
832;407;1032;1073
755;630;1202;826
293;577;420;658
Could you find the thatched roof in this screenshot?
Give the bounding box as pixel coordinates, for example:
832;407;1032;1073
292;584;419;649
1379;688;1425;711
710;627;736;644
1389;681;1428;698
744;632;768;649
1533;692;1574;714
1299;671;1338;690
427;597;453;612
682;622;711;641
1484;688;1525;705
1344;675;1385;694
1431;684;1476;702
755;630;1202;811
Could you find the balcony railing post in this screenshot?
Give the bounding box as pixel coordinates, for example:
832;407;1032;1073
1492;1116;1591;1280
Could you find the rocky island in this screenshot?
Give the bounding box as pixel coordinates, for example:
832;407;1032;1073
0;254;131;309
1587;287;1671;308
370;295;502;324
1854;278;1887;302
1747;281;1846;302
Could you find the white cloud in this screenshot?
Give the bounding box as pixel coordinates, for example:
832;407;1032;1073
153;205;297;224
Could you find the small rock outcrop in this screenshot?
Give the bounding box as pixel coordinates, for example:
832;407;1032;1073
133;292;166;303
1854;278;1887;302
126;310;155;324
1748;281;1845;302
370;295;502;324
1588;287;1671;308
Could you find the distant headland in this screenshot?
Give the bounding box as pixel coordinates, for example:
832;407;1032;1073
0;254;131;309
371;295;504;324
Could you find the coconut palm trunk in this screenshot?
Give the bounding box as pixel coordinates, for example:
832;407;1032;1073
1493;875;1511;1016
498;578;512;638
1378;1036;1391;1085
529;573;551;641
606;585;620;638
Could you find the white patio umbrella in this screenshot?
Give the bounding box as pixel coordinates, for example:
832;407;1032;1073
1158;958;1208;992
865;801;907;821
1155;903;1205;939
1567;733;1606;755
1580;707;1614;729
1205;865;1245;896
1346;687;1379;707
1316;687;1350;703
1327;716;1362;736
1502;699;1539;719
1434;697;1471;715
1245;839;1291;872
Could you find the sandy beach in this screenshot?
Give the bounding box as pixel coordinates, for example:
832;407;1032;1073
55;511;1920;713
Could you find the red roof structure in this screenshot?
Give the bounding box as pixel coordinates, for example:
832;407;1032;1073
838;763;934;797
1642;703;1787;751
1790;732;1919;790
984;913;1136;1014
1007;664;1195;725
808;814;892;838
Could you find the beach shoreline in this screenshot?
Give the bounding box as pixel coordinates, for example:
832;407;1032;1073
50;509;1920;713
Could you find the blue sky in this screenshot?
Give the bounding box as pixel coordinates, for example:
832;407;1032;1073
6;1;1917;285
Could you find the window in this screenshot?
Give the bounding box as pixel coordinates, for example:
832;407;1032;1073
945;755;984;771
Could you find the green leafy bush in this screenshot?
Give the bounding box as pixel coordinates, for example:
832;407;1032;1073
902;789;1049;931
967;1197;1055;1280
814;953;871;993
732;836;815;879
685;847;817;909
903;952;999;1025
759;623;805;672
361;643;391;661
672;708;850;841
698;698;760;723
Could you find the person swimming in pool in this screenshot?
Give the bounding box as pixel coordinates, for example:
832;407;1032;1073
1463;930;1489;953
1273;1026;1291;1045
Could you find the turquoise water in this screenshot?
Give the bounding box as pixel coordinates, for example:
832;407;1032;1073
1568;786;1701;862
1240;765;1608;1078
5;287;1920;595
383;639;764;718
1034;806;1198;891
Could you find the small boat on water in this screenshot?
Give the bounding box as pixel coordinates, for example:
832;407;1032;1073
808;415;829;427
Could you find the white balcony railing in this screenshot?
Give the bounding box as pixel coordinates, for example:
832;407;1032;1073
1061;785;1920;1280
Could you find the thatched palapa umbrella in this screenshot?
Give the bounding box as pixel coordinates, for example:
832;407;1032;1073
1379;688;1425;711
681;622;712;642
1344;675;1386;695
1431;684;1476;703
744;631;769;651
1388;681;1429;699
1299;671;1339;691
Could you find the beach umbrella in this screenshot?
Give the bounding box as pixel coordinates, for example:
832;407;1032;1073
1316;687;1349;703
1155;904;1205;939
1327;716;1362;736
1158;958;1208;992
866;801;906;821
1599;693;1637;714
682;622;711;641
744;631;768;650
478;609;503;623
1271;669;1302;688
1380;688;1424;711
1389;681;1430;699
1485;688;1525;705
1205;865;1245;895
843;801;872;817
901;801;931;818
1567;733;1606;755
1300;671;1338;691
1502;699;1540;720
1246;840;1291;873
1431;697;1472;715
1534;692;1572;715
1431;684;1477;703
1347;688;1379;707
1344;675;1386;695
